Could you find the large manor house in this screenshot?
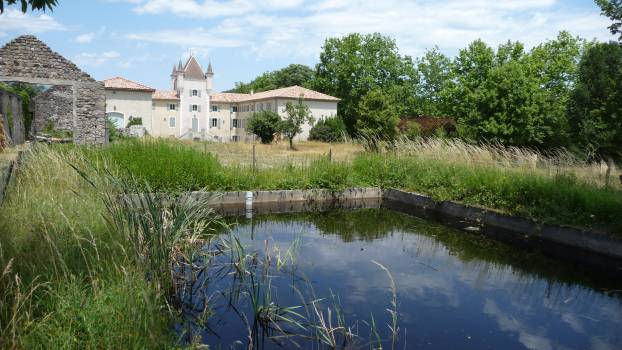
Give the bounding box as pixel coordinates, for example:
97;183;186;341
104;56;339;142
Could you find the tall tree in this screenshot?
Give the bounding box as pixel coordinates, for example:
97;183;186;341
568;42;622;161
596;0;622;41
415;47;453;116
0;0;57;13
247;111;280;144
312;33;418;134
230;64;314;93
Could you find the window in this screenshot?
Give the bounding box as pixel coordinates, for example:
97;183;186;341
232;135;239;142
251;104;255;112
169;117;176;128
211;105;218;112
168;103;176;111
192;89;198;96
266;103;271;111
231;106;238;112
232;119;239;128
192;104;199;112
210;118;218;128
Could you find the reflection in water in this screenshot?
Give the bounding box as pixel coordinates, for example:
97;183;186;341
179;209;622;350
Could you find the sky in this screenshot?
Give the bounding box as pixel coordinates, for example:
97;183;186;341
0;0;617;92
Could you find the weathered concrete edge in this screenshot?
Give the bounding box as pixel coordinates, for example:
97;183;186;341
183;187;383;205
383;188;622;261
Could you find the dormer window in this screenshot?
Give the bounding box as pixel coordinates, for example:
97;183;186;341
168;103;176;111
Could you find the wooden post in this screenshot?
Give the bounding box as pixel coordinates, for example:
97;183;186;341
328;148;332;162
253;144;256;171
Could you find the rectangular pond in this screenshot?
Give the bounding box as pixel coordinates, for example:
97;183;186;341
176;208;622;350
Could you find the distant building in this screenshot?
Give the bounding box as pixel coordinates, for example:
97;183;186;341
104;56;339;142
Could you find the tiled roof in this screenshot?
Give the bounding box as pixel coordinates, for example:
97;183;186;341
210;92;251;103
183;56;206;80
152;90;179;100
210;86;340;104
247;86;340;102
103;76;155;92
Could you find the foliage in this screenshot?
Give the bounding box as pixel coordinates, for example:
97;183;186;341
567;42;622;160
312;33;418;134
415;47;453;116
230;64;315;93
247;110;280;144
0;82;43;137
355;89;399;140
404;122;421;140
0;0;57;13
279;98;314;149
596;0;622;41
309;116;346;143
125;117;142;128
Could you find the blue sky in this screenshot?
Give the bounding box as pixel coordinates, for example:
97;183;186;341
0;0;616;92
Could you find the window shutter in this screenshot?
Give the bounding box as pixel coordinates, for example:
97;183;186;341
198;90;201;97
189;89;192;97
198;105;201;112
218;119;221;129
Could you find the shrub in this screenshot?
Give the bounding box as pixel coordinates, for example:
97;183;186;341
247;111;280;144
309;116;346;142
126;117;143;128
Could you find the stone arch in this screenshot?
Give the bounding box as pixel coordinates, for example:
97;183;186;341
106;112;124;129
0;35;106;145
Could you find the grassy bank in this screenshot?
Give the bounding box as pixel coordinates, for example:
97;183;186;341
0;145;220;349
88;138;622;234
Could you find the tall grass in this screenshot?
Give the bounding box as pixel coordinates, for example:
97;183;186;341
0;144;226;348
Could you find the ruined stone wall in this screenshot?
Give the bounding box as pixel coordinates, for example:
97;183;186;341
0;35;107;145
33;85;73;133
0;89;25;145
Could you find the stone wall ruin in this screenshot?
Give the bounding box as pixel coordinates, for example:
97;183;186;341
0;35;106;145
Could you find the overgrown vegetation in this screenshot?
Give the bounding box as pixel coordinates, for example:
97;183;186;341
309;116;347;143
84;138;622;234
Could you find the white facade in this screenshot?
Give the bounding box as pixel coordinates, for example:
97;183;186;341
105;89;153;131
104;56;339;142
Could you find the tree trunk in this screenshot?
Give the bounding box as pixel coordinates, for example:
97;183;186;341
289;136;294;150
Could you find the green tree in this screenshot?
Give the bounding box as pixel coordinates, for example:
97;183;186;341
279;97;314;149
568;42;622;160
230;64;314;93
0;0;57;13
355;89;399;140
447;40;566;147
596;0;622;41
415;47;453;116
247;110;280;144
312;33;418;134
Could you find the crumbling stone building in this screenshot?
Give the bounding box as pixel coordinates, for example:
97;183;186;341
0;35;106;145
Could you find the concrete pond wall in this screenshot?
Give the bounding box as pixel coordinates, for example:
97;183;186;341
198;187;622;275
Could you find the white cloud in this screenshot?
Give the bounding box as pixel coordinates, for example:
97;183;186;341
74;50;121;67
0;9;64;33
124;0;615;60
74;27;107;44
75;32;96;43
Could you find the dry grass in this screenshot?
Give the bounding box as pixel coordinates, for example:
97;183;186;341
184;140;363;168
370;136;621;190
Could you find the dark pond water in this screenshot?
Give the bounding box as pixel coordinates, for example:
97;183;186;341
177;209;622;350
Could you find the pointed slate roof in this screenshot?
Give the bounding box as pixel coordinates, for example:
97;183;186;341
182;56;206;80
103;76;155;92
206;62;214;75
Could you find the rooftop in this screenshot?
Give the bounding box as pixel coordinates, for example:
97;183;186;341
104;77;155;92
152;90;179;100
210;86;340;103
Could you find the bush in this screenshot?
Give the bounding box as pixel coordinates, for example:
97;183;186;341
126;117;143;128
247;111;280;144
309;116;346;142
404;122;421;140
